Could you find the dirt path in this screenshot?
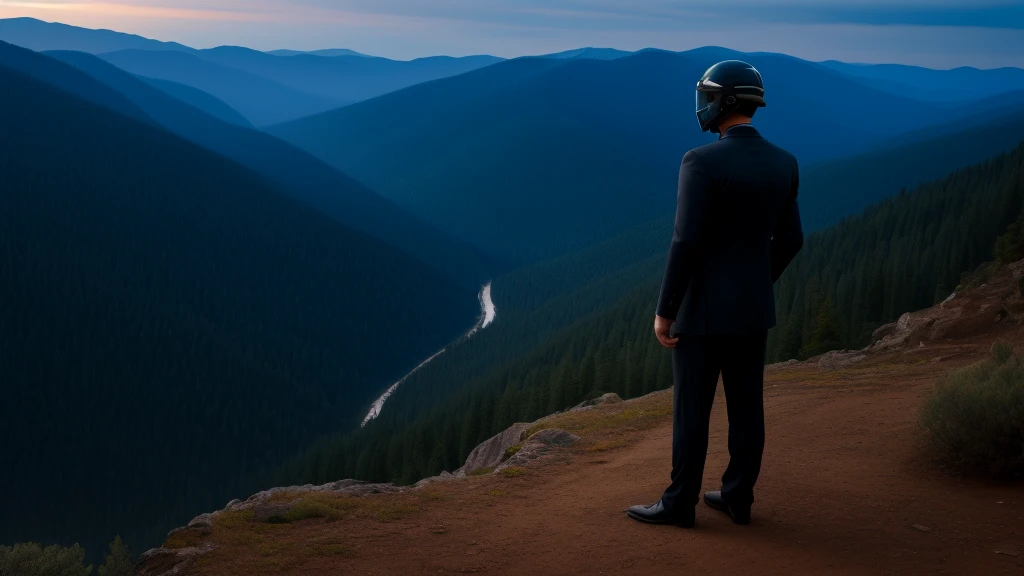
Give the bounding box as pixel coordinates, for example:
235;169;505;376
191;345;1023;576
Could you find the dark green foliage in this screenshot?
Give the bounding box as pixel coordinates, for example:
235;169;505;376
921;341;1024;478
0;543;91;576
97;537;131;576
995;210;1024;264
768;143;1024;360
0;67;478;559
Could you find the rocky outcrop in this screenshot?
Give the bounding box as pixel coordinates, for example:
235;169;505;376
495;429;579;472
455;422;531;476
569;392;623;412
136;393;603;575
817;350;867;371
136;544;214;576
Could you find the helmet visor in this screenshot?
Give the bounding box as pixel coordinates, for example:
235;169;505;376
695;89;716;112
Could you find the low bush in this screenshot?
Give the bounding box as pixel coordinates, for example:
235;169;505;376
921;341;1024;478
0;542;91;576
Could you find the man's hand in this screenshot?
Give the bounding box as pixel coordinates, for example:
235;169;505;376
654;315;679;348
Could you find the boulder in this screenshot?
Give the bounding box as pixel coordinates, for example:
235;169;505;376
454;422;531;476
817;350;867;371
569;393;623;412
495;428;579;472
136;544;214;576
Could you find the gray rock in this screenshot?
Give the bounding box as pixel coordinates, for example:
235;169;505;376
224;498;240;511
817;350;867;371
186;513;213;530
136;544;215;576
495;428;579;472
569;393;623;412
455;422;531;476
871;322;898;343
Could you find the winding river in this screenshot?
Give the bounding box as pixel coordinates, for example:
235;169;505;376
361;282;496;427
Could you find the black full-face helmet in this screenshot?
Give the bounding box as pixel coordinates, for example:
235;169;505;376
695;60;766;133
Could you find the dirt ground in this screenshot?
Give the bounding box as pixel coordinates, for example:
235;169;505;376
184;338;1024;576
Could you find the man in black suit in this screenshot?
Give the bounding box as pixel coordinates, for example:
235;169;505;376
628;60;803;528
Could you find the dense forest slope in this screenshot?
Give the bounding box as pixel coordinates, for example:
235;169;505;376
270;48;998;262
36;46;491;286
0;66;480;560
800;105;1024;231
279;141;1024;487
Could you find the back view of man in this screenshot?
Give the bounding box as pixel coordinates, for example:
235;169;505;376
628;60;803;528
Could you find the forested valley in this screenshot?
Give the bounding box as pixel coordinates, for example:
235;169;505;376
280;142;1024;487
0;64;480;560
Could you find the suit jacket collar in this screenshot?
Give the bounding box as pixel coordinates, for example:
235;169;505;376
721;124;761;139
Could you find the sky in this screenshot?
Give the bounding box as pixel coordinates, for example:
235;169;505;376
1;0;1022;68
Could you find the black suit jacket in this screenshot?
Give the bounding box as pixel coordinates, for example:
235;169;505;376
657;125;803;335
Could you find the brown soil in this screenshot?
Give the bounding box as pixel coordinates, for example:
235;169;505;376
166;269;1024;576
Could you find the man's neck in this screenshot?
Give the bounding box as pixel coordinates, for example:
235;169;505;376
717;116;753;137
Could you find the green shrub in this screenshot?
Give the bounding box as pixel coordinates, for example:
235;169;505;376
921;341;1024;478
97;536;132;576
0;542;91;576
995;211;1024;264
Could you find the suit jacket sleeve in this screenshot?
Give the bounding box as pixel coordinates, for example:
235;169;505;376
770;157;804;283
656;150;711;319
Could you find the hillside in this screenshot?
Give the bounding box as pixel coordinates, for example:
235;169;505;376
38;47;491;286
0;65;480;560
137;75;252;127
137;261;1024;575
100;49;339;125
274;139;1024;490
0;17;192;53
269;48;1000;262
819;60;1024;102
194;46;502;103
800;102;1024;232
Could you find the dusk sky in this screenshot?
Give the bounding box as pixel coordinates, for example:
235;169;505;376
1;1;1022;68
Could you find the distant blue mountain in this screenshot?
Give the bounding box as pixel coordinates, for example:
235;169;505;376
271;48;993;262
540;47;633;60
820;60;1024;102
196;46;503;102
42;48;492;286
0;17;191;53
267;48;370;58
99;49;340;125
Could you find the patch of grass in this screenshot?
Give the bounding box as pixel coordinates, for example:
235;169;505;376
498;466;527;478
921;340;1024;478
467;466;495;476
213;509;256;530
485;490;506;497
164;529;205;550
502;443;523;461
283;494;357;523
527;403;673;439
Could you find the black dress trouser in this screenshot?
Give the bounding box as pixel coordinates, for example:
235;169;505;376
660;330;768;512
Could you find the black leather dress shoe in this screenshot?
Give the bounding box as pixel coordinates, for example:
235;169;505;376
703;491;751;525
626;500;695;528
